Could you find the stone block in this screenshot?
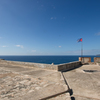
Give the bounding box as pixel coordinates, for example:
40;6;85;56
79;57;91;63
94;57;100;63
57;61;81;71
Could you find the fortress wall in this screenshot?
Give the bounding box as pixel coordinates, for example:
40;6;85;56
57;61;82;71
0;59;82;71
0;59;58;70
94;57;100;63
79;57;91;63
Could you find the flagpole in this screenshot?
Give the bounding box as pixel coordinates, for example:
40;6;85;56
81;40;83;62
77;38;83;62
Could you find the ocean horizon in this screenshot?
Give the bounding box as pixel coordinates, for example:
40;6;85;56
0;55;98;65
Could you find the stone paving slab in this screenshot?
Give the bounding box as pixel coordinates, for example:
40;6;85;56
21;83;69;100
0;63;70;100
0;64;39;72
49;93;70;100
63;65;100;100
79;65;100;71
72;96;98;100
21;70;55;78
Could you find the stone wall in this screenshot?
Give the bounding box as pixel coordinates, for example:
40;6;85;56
57;61;82;71
79;57;91;63
94;57;100;63
0;59;82;71
0;59;58;70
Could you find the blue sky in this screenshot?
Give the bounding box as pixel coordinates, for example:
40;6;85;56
0;0;100;55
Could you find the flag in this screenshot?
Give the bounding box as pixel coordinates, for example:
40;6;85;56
77;38;82;42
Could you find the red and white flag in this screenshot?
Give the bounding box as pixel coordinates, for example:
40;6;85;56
77;38;82;42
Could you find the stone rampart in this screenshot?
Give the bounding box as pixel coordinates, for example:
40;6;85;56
0;59;82;71
94;57;100;63
79;57;91;63
0;59;58;70
57;61;82;71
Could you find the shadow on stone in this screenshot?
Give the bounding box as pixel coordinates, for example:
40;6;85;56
71;96;75;100
61;72;76;100
83;70;99;73
40;90;69;100
69;89;73;96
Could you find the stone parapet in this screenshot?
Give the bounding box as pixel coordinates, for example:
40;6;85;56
94;57;100;63
57;61;82;71
79;57;91;63
0;59;82;71
0;59;58;70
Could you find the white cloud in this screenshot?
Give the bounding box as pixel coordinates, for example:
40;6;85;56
16;45;23;48
65;49;100;55
51;17;56;20
32;50;36;52
51;5;55;9
59;46;61;48
51;17;53;20
96;32;100;36
41;5;44;7
53;7;55;9
66;50;80;54
2;46;8;47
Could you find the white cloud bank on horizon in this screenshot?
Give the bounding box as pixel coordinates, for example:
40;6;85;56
32;50;36;52
65;49;100;55
16;45;23;48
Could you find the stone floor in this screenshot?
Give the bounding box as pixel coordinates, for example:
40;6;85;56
0;63;70;100
0;62;100;100
63;65;100;100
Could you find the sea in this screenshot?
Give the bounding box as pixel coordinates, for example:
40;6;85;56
0;55;98;65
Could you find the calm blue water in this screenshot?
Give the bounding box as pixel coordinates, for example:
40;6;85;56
0;55;97;65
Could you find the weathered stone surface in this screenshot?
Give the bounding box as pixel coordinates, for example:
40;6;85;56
0;59;82;71
58;61;81;71
79;57;91;63
2;61;100;100
0;63;70;100
63;65;100;100
94;57;100;63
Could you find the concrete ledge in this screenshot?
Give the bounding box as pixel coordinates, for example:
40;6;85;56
0;60;82;71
